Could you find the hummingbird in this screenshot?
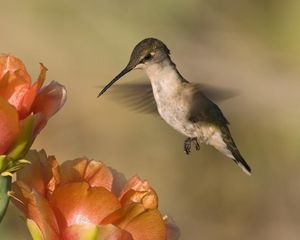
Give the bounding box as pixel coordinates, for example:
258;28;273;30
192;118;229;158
98;38;252;175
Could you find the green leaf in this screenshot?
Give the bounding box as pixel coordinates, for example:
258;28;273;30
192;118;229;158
0;155;8;173
17;159;31;164
3;159;32;173
27;219;44;240
8;115;34;161
0;175;11;223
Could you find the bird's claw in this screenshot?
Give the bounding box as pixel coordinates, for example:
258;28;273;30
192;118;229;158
184;139;192;154
184;137;200;154
194;138;200;151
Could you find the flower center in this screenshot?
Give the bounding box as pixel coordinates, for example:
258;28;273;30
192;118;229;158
73;213;92;225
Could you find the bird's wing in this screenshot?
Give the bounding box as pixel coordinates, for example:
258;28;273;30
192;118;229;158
105;81;237;116
187;87;229;126
192;83;238;102
107;83;159;114
187;89;252;174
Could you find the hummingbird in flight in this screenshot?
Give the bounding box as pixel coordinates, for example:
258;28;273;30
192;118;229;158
98;38;251;175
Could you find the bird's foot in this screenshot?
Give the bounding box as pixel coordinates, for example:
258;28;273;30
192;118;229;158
184;137;200;154
193;138;200;151
184;138;192;154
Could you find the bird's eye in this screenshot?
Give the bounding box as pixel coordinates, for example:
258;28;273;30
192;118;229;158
144;53;152;61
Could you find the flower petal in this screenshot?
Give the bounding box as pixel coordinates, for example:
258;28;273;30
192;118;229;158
12;181;60;239
62;224;133;240
0;55;29;80
16;150;60;197
62;224;99;240
101;203;144;226
164;216;181;240
97;224;133;240
0;55;31;112
0;71;30;111
119;176;158;209
120;189;158;210
0;97;19;154
31;81;66;134
60;159;113;190
102;203;166;240
119;176;151;198
49;182;121;229
19;63;48;119
124;208;166;240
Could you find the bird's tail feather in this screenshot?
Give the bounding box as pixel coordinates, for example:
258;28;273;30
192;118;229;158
229;148;252;175
219;127;252;175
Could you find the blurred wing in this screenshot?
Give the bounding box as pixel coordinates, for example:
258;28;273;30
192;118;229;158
193;83;238;102
107;83;159;114
103;81;237;116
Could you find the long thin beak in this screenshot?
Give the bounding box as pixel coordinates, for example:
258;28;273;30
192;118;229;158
98;66;132;97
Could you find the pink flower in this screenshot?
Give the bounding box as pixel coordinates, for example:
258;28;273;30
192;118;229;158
0;55;66;172
12;150;180;240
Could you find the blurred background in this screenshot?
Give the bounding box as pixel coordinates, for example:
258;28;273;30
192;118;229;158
1;0;300;239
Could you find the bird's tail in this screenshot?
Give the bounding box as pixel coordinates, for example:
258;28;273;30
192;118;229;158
228;145;252;176
211;126;252;175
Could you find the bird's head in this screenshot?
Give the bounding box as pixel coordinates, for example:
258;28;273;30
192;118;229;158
98;38;170;97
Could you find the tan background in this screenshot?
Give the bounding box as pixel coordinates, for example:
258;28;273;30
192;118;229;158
1;0;300;239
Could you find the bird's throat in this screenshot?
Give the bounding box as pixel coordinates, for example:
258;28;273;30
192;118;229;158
144;59;184;97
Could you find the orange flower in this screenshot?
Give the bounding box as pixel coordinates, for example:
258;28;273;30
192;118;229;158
12;150;180;240
0;55;66;173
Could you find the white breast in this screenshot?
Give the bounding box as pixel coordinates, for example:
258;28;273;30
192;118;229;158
145;61;197;137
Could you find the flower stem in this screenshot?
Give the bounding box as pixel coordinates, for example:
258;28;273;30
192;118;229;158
0;175;12;223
